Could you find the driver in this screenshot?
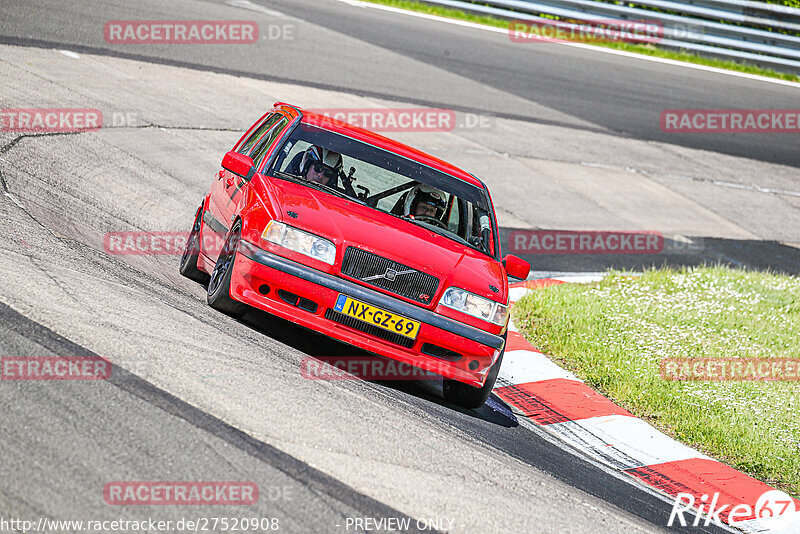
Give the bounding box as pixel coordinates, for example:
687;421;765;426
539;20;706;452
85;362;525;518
299;145;343;186
403;184;447;220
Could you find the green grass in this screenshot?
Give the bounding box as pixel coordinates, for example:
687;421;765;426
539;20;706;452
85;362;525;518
511;267;800;498
763;0;800;8
363;0;800;82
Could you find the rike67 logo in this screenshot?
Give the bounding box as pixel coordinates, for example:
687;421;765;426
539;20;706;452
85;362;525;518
668;490;798;529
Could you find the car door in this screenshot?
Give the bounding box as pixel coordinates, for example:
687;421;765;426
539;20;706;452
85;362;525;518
206;112;284;261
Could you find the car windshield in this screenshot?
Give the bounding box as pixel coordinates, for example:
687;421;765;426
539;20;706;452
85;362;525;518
269;123;497;257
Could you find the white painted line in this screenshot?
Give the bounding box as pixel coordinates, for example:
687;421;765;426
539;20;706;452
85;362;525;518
509;286;530;303
498;349;582;385
733;511;800;534
555;414;710;467
332;0;800;90
552;274;606;284
58;50;80;59
529;270;608;280
5;193;26;210
226;0;288;17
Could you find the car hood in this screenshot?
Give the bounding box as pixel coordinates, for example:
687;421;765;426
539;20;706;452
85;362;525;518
266;178;506;305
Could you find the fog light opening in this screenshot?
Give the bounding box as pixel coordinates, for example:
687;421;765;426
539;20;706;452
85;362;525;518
468;360;479;371
258;284;270;295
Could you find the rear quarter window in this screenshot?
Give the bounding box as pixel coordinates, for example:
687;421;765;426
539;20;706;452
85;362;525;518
237;113;282;157
251;117;289;170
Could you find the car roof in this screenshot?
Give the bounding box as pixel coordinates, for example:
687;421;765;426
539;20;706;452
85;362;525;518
273;102;486;189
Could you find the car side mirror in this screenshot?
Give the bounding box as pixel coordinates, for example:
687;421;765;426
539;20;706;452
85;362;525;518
222;151;256;181
502;254;530;280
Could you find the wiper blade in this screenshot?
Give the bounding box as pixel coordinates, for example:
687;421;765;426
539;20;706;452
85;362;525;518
400;216;487;254
273;170;302;182
400;215;456;239
398;215;434;232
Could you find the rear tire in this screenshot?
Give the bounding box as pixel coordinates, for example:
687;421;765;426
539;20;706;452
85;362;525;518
443;350;504;410
179;203;210;284
207;220;247;318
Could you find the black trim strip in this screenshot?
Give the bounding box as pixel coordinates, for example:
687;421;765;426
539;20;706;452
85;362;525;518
238;240;505;351
202;210;229;236
228;180;243;203
224;165;256;182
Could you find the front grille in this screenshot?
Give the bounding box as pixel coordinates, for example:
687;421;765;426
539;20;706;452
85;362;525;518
340;247;440;305
325;309;415;348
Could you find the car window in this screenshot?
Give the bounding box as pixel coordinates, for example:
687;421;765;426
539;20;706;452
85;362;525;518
237;113;281;157
270;124;497;258
251;117;289;170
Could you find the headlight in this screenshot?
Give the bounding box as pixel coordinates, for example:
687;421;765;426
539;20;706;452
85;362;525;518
439;287;508;326
262;221;336;265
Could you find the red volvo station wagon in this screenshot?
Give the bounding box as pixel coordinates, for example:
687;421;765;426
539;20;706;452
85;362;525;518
180;103;530;408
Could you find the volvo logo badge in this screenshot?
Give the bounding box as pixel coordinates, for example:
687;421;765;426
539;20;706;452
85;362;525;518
362;267;416;282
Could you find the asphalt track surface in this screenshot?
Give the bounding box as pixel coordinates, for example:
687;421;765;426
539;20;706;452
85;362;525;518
0;0;797;533
0;0;798;166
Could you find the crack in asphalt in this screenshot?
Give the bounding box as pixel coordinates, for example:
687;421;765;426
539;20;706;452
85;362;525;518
102;124;245;132
0;162;290;355
629;166;800;198
0;35;620;138
0;169;8;193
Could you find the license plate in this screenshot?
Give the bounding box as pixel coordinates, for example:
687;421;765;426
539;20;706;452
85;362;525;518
334;295;421;340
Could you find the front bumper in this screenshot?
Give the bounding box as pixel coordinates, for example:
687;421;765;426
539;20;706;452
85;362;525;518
232;240;505;386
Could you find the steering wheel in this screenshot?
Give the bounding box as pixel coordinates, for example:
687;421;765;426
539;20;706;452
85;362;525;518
415;215;448;229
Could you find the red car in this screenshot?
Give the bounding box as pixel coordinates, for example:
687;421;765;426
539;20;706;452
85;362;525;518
180;102;530;408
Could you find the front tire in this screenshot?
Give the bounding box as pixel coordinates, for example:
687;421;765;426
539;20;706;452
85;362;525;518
179;202;210;284
207;220;247;318
443;350;504;409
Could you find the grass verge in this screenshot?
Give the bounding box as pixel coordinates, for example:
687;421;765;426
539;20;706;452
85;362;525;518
511;267;800;497
361;0;800;83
